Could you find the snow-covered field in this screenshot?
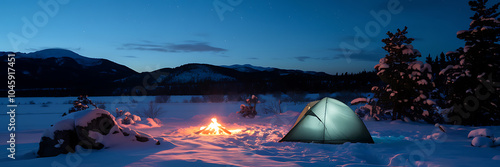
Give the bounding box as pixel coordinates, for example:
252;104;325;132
1;95;500;166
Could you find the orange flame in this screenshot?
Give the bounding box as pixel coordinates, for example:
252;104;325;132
196;117;231;135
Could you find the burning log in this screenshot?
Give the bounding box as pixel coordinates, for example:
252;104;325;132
195;118;231;135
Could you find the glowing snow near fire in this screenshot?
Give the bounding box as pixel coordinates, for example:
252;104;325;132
196;117;232;135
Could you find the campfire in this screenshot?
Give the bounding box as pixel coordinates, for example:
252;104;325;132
195;117;231;135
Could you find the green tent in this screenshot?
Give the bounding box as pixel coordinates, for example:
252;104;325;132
280;97;374;144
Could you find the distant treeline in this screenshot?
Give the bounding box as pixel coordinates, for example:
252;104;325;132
4;71;380;97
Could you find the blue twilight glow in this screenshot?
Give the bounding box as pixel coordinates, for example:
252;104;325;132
1;0;473;74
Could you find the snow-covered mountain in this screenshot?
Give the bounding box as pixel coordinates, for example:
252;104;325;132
16;49;102;66
221;64;276;73
1;49;138;94
155;64;238;84
1;48;377;96
221;64;328;76
119;63;332;86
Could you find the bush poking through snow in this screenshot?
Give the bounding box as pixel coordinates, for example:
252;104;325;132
63;95;97;116
435;123;446;132
237;95;258;118
262;99;283;114
139;101;165;119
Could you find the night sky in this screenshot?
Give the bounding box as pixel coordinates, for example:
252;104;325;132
2;0;475;74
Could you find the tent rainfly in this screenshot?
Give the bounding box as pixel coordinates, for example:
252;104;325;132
280;97;374;144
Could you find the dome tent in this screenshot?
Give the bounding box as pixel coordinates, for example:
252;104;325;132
280;97;374;144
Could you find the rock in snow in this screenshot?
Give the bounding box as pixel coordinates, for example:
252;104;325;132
37;109;159;157
495;137;500;146
74;110;117;149
38;129;79;157
468;128;494;138
471;136;493;147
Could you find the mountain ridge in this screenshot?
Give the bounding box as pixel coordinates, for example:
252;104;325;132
1;49;377;96
16;48;106;67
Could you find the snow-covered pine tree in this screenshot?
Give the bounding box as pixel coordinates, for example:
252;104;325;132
441;0;500;125
351;85;392;120
409;60;443;123
439;48;466;100
425;54;433;65
375;27;439;122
